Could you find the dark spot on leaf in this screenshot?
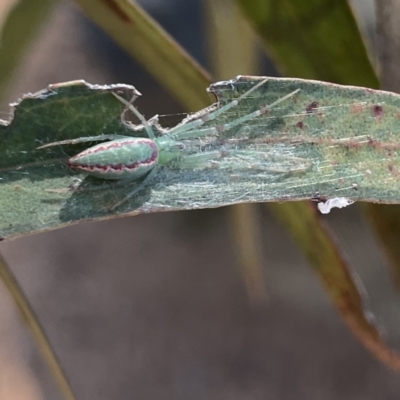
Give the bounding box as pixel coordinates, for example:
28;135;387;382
372;104;383;117
262;109;270;116
389;164;394;172
306;101;318;113
296;121;304;129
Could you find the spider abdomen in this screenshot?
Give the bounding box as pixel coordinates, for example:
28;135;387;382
68;137;159;180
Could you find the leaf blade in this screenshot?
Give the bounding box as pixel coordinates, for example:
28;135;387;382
4;77;400;238
73;0;211;111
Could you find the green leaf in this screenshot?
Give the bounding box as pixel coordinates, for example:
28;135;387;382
238;0;379;88
0;80;138;238
4;76;400;239
238;0;400;371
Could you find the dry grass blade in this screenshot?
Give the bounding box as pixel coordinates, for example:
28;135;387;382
0;253;76;400
271;201;400;372
73;0;211;111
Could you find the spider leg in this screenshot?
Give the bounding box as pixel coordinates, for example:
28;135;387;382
108;166;159;211
37;134;129;149
231;150;311;173
168;79;270;139
171;148;311;174
170;88;300;141
112;92;156;140
109;152;218;211
216;89;300;139
169;151;222;169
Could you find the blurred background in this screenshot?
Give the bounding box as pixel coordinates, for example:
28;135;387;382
2;0;400;399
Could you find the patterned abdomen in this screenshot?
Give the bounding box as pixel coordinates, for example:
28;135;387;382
68;138;159;180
